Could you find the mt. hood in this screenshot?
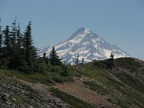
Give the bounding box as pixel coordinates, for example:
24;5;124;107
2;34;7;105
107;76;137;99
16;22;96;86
38;28;129;63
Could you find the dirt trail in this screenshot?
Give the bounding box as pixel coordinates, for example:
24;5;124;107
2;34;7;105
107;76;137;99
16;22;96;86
55;76;120;108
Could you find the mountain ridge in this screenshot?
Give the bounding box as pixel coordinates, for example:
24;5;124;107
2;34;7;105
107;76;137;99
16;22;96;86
38;28;129;63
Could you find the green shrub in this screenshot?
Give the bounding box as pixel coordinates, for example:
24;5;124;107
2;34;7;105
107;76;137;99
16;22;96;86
83;81;109;95
114;72;144;93
51;66;63;73
18;65;33;74
61;66;69;77
115;58;142;71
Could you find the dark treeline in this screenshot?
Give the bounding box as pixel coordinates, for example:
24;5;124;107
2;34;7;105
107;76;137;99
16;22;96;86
0;20;36;71
0;20;67;75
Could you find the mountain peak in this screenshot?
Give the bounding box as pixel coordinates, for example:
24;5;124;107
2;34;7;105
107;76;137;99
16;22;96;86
79;27;91;33
67;27;92;40
75;27;92;34
38;28;129;63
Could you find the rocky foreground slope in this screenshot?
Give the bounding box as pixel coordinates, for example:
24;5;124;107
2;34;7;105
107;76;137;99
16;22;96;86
0;74;69;108
0;57;144;108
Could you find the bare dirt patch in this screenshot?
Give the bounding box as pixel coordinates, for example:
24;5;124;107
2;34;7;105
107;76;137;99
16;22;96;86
55;76;120;108
18;79;50;94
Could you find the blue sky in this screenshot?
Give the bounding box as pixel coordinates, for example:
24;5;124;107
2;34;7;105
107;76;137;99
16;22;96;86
0;0;144;60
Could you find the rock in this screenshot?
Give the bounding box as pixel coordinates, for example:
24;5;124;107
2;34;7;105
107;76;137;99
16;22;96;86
101;104;105;108
6;100;11;105
0;78;70;108
0;93;10;102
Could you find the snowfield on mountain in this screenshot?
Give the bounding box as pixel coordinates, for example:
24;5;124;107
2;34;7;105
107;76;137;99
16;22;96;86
38;28;129;64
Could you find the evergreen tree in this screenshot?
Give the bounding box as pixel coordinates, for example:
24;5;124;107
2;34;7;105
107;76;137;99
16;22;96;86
3;26;10;51
49;46;61;66
61;65;69;76
75;52;79;67
10;20;17;54
43;52;49;64
16;23;23;54
107;52;116;69
0;26;2;65
0;20;38;71
81;58;84;66
3;26;11;57
2;26;11;67
0;31;3;64
7;20;18;69
24;21;37;71
43;53;46;61
12;23;25;69
110;52;114;59
24;21;32;66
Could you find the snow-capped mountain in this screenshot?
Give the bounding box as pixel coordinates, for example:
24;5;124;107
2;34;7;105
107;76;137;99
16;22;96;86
38;28;129;63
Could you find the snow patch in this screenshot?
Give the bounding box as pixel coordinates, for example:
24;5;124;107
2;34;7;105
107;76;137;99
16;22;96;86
38;28;129;63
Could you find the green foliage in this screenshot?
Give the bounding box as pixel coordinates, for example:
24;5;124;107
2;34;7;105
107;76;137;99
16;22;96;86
24;21;37;70
49;46;62;66
61;65;69;77
10;21;17;54
3;26;11;50
51;66;63;73
50;88;96;108
0;69;52;84
113;72;144;93
50;66;72;83
115;57;142;71
93;53;116;69
18;65;34;74
0;30;2;64
52;75;73;83
0;64;73;84
0;20;70;76
0;20;38;73
83;81;109;95
82;62;113;84
3;26;11;59
68;66;81;77
93;58;116;69
83;59;144;108
33;57;49;74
